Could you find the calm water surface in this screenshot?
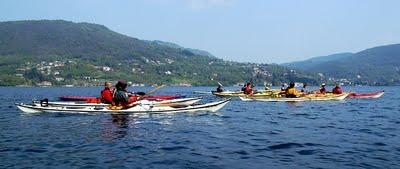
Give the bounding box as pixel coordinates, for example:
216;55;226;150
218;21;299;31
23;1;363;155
1;86;399;168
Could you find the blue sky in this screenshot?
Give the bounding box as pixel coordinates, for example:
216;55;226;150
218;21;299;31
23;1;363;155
1;0;400;63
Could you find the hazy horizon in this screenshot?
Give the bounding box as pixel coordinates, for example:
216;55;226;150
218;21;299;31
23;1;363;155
1;0;400;64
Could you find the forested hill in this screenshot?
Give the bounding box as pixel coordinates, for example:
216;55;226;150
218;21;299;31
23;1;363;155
0;20;319;86
283;44;400;85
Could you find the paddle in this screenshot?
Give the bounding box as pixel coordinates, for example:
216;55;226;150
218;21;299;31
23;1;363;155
142;84;166;97
129;84;166;96
124;84;166;108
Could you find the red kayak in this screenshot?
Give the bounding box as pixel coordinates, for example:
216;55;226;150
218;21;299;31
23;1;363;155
347;91;384;99
59;95;184;102
59;96;96;101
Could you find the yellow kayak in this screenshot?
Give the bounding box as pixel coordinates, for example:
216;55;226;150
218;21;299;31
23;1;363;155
240;93;349;102
212;90;280;97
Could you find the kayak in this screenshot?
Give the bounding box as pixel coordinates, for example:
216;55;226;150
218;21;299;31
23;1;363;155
34;97;202;107
347;91;384;99
16;99;231;114
212;90;279;97
239;93;349;102
59;94;184;102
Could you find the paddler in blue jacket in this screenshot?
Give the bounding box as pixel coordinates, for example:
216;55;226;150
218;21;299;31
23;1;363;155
113;81;139;108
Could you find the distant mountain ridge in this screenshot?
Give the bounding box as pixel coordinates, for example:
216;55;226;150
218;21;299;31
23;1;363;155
283;44;400;85
0;20;319;86
282;53;353;70
147;40;215;58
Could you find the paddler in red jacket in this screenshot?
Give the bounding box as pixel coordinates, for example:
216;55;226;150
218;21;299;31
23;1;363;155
101;81;114;104
244;82;253;95
318;83;327;94
332;84;343;94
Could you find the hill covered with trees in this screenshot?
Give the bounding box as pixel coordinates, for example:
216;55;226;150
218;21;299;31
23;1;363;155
283;44;400;85
0;20;320;86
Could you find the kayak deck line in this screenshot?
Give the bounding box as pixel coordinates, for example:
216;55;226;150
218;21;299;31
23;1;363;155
32;97;203;107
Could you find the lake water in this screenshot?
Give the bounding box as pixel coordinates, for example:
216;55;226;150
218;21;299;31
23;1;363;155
1;86;399;168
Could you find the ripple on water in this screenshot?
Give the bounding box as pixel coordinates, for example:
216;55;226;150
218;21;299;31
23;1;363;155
268;143;304;150
297;149;317;155
159;146;189;151
2;87;400;168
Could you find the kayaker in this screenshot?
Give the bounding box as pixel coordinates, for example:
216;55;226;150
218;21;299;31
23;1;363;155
318;83;327;94
280;84;286;91
101;81;114;104
244;82;253;95
241;84;246;92
264;82;270;90
285;82;300;98
113;81;138;108
332;84;343;94
278;84;287;95
216;83;224;93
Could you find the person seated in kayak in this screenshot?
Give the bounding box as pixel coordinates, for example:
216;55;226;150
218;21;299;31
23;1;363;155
244;82;253;95
332;84;343;94
278;84;287;95
285;82;300;98
113;81;139;108
241;84;246;92
101;81;114;104
264;82;271;90
216;84;224;93
280;84;286;91
318;83;327;94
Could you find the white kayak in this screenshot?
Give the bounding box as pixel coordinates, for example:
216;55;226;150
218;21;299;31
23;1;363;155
239;93;349;102
16;99;230;114
33;97;202;107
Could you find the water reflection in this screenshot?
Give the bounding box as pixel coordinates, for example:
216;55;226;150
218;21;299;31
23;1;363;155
101;113;137;141
111;113;130;128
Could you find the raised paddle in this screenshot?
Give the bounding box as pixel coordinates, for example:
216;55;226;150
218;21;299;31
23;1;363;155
125;84;166;108
130;84;166;96
143;84;166;97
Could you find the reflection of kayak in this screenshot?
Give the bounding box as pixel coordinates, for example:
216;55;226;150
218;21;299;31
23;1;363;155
59;95;184;102
34;97;202;107
16;99;230;114
347;91;384;99
240;93;349;102
212;90;279;97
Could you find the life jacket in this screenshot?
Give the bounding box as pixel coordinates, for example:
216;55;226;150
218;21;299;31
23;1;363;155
319;87;326;94
332;87;343;94
101;88;113;104
113;90;129;106
244;85;253;94
216;86;223;92
286;87;298;98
